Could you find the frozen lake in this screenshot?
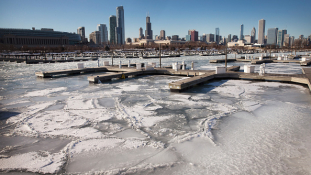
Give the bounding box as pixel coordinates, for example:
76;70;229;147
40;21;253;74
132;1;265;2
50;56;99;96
1;53;311;174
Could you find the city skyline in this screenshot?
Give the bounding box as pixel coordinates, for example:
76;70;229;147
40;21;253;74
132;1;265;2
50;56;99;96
0;0;310;40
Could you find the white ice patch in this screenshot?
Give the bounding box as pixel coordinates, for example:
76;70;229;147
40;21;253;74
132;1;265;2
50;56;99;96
0;151;66;174
65;98;94;110
241;100;262;112
69;109;115;122
24;87;67;97
141;116;172;127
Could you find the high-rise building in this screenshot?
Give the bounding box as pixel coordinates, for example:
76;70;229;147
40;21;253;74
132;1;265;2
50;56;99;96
284;34;290;47
190;30;198;41
186;35;191;41
299;35;304;40
227;34;231;42
97;24;108;44
251;27;256;43
240;24;244;40
77;27;85;42
109;15;116;44
139;27;144;39
89;31;100;45
116;6;125;45
160;30;165;40
206;34;214;42
258;19;265;45
267;28;278;45
145;15;153;39
232;35;238;42
290;36;295;47
277;29;287;47
244;35;252;43
215;28;220;44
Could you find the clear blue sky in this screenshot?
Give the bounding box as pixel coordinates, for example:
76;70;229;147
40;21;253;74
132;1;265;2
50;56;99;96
0;0;310;40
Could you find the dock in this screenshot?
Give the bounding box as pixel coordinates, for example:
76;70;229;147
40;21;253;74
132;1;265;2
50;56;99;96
36;65;311;93
209;58;311;66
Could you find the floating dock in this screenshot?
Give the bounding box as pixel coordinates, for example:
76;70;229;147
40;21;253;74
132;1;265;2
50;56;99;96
209;58;311;66
36;65;311;93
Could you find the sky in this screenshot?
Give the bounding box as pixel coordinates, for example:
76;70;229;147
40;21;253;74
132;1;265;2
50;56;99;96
0;0;310;40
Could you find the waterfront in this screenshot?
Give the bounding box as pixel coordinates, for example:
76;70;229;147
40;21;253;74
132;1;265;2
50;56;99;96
0;53;311;174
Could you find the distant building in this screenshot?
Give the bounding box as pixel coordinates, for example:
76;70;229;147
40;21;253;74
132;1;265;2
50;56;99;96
251;27;256;43
258;19;265;45
172;35;179;41
228;40;245;47
166;36;171;40
290;36;295;47
190;30;198;41
0;28;81;46
160;30;165;40
126;37;132;44
89;31;100;45
215;28;220;44
283;34;290;47
201;35;206;42
139;27;144;39
116;6;125;45
244;35;252;43
145;15;153;39
267;28;278;45
240;24;244;40
206;34;214;42
227;34;231;42
277;29;287;47
109;15;116;44
77;27;86;43
232;35;238;42
97;24;108;44
186;35;191;41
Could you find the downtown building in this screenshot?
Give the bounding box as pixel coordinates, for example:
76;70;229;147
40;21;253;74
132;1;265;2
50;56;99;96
190;30;198;41
0;28;81;47
160;30;165;40
145;15;153;39
77;27;88;43
258;19;265;45
97;24;108;45
277;29;287;47
109;15;116;44
116;6;125;45
89;31;100;45
240;24;244;40
251;27;256;43
267;28;278;45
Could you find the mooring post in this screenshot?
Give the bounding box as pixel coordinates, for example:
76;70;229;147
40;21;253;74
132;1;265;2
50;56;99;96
159;43;162;68
225;46;227;72
119;60;122;68
128;60;130;67
111;51;114;66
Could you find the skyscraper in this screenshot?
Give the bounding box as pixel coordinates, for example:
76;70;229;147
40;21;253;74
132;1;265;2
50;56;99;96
160;30;165;40
267;28;278;45
240;24;244;40
109;15;116;44
97;24;108;44
145;15;153;39
227;34;231;42
258;19;265;45
77;27;85;42
277;29;287;47
206;34;214;42
116;6;125;45
290;36;295;47
139;27;144;39
215;28;220;44
190;30;198;41
251;27;256;43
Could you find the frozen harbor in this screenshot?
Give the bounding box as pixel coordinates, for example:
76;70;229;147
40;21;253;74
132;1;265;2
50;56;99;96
0;53;311;174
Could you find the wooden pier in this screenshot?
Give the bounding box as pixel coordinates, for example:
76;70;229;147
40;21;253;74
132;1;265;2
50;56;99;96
209;58;311;66
36;65;311;93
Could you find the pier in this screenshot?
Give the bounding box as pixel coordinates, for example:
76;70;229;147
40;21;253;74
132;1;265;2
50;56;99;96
209;58;311;66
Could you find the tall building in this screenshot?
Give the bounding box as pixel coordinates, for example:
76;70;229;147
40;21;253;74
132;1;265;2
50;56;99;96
290;36;295;47
251;27;256;43
227;34;231;42
109;15;116;44
299;35;304;40
277;29;287;47
206;34;214;42
190;30;198;41
215;28;220;44
116;6;125;45
160;30;165;40
89;31;100;45
97;24;108;44
240;24;244;40
244;35;252;43
258;19;265;45
77;27;85;41
186;35;191;41
232;35;238;42
145;15;153;39
267;28;278;45
139;27;144;39
284;34;290;47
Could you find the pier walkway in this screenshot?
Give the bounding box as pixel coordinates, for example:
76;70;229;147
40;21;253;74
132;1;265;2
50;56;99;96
36;65;311;93
209;58;311;66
